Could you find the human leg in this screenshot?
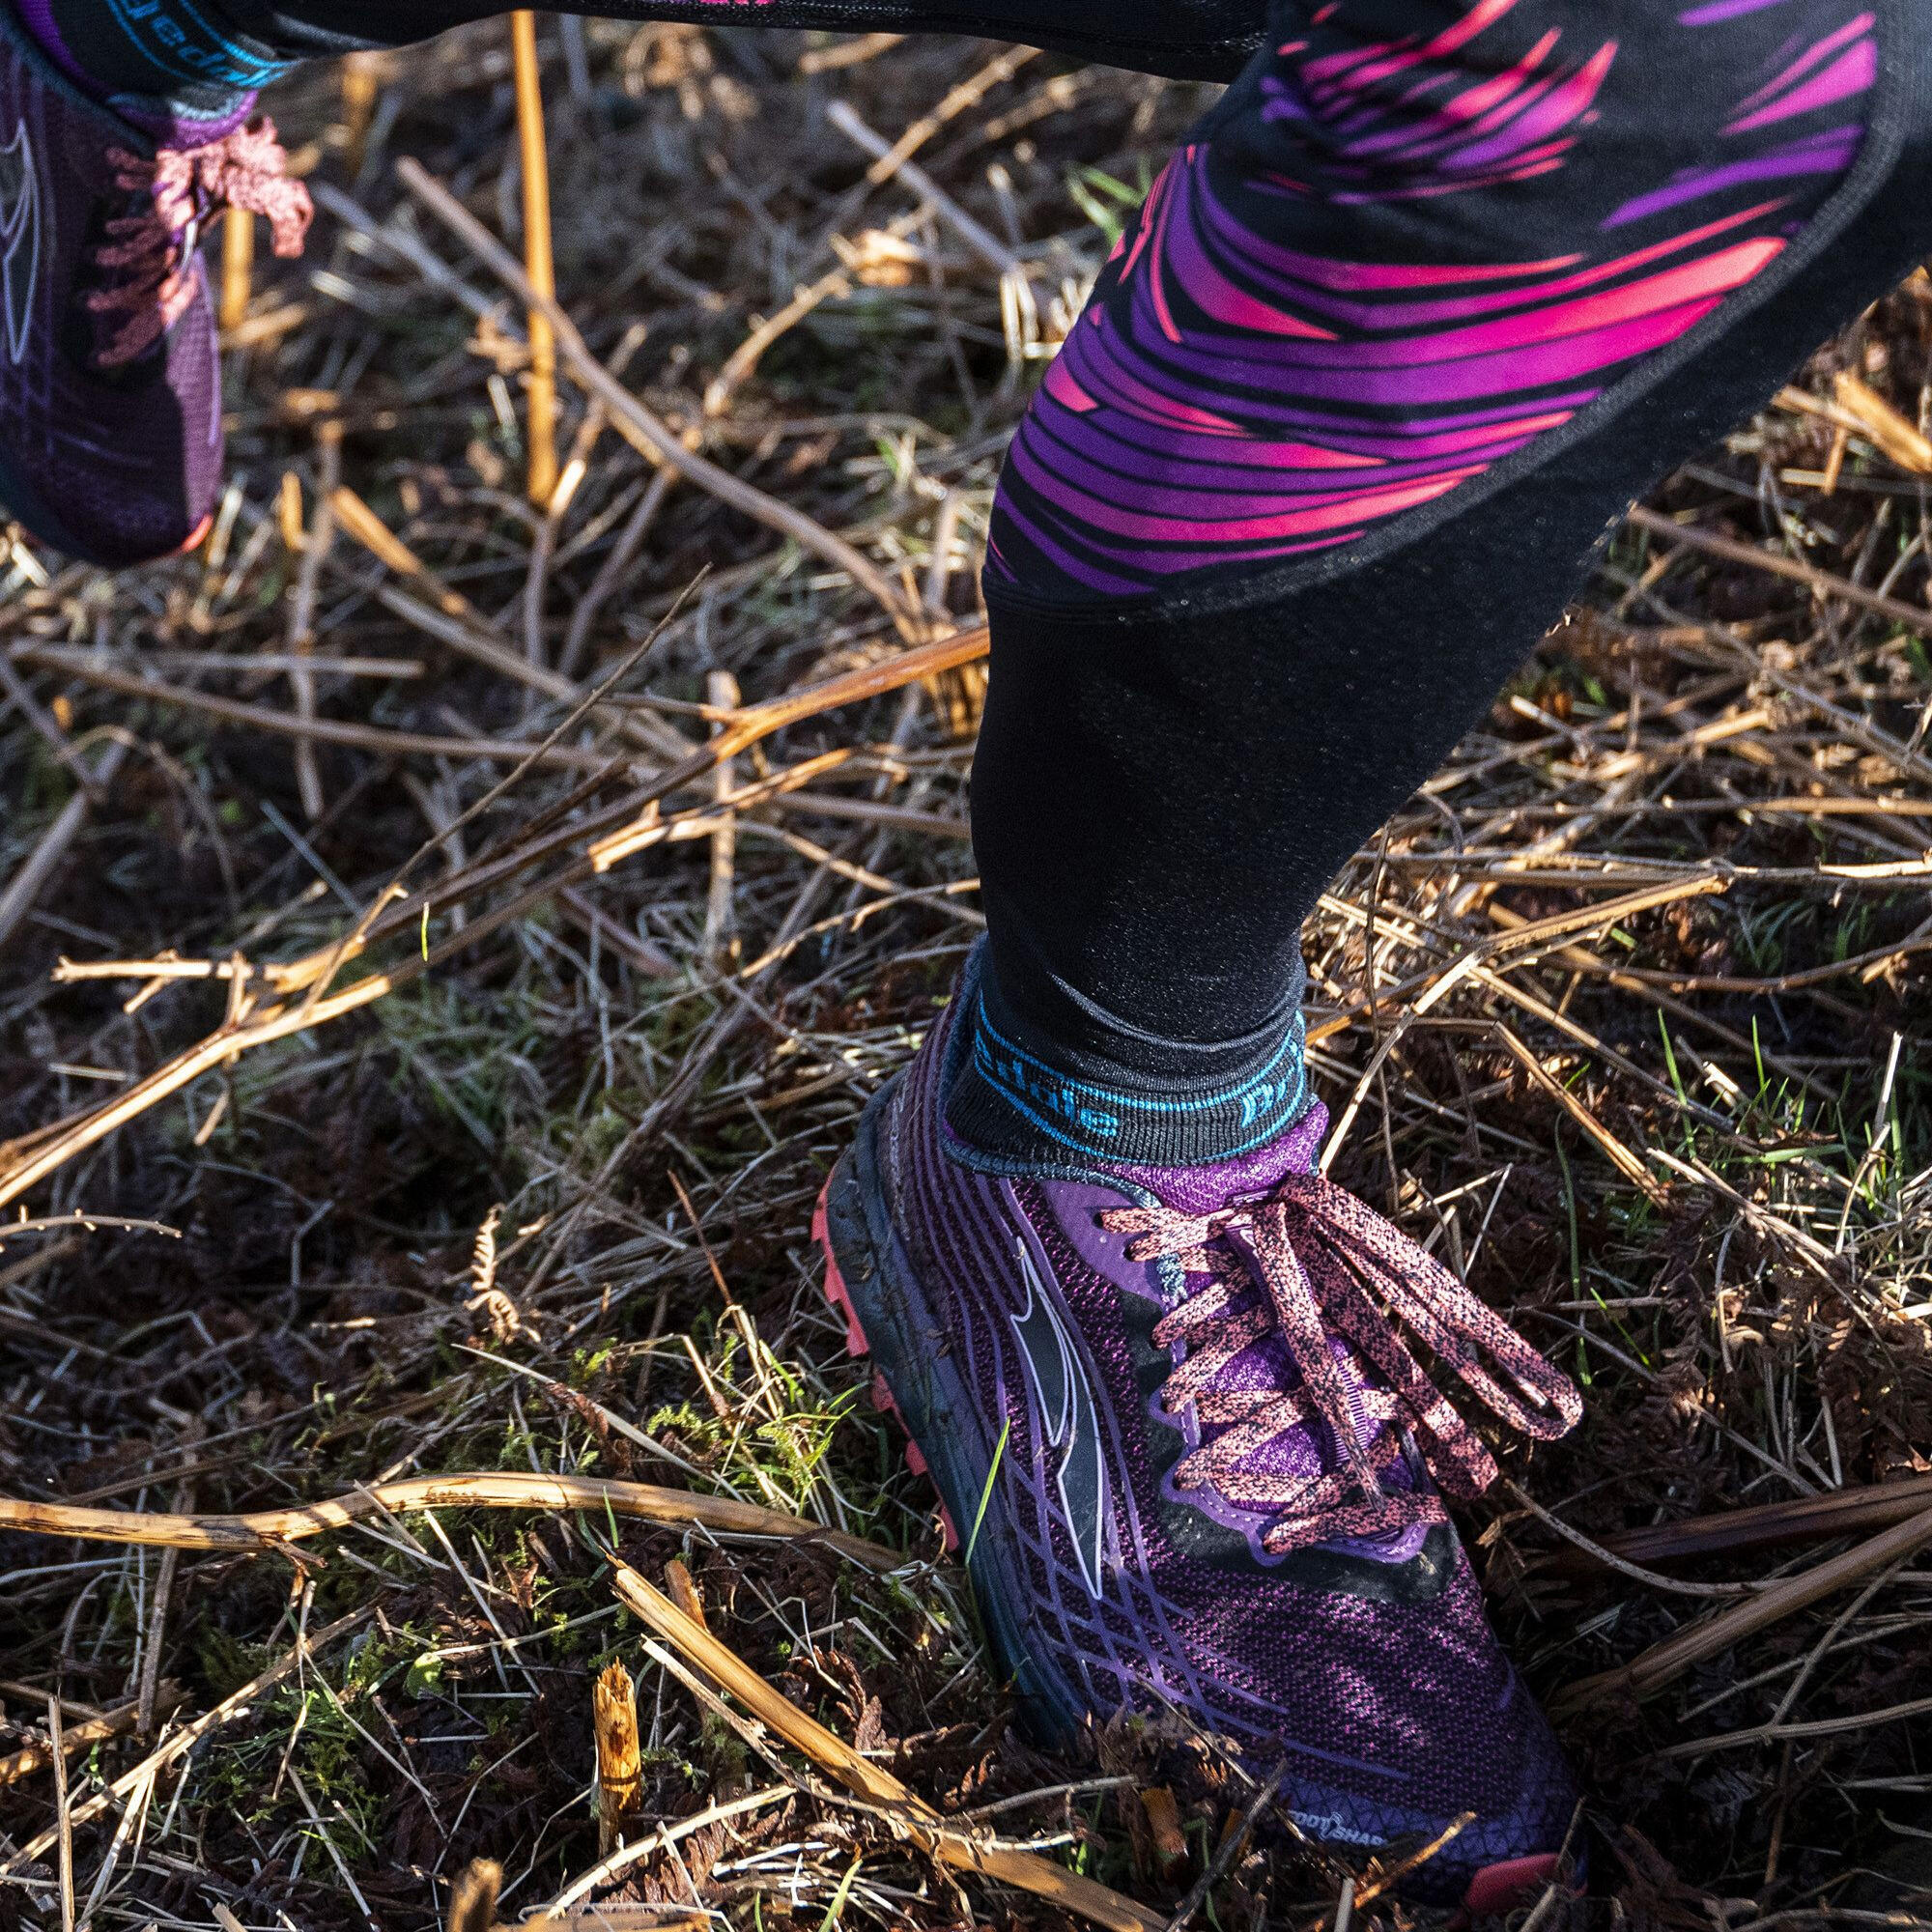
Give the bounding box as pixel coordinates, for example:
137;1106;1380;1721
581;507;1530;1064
960;0;1925;1169
816;0;1932;1899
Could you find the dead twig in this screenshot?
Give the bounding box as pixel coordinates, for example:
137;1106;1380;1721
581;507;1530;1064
0;1687;182;1786
703;268;850;418
394;155;923;640
1550;1503;1932;1715
0;1469;901;1569
1576;1472;1932;1569
609;1556;1163;1932
1160;1756;1291;1932
3;1609;372;1874
1625;503;1932;640
0;738;128;954
7;657;614;772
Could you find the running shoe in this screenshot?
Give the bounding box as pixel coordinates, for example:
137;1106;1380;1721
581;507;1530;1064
0;7;308;565
814;947;1584;1909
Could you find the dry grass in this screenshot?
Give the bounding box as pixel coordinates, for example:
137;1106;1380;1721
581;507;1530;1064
1;23;1929;1932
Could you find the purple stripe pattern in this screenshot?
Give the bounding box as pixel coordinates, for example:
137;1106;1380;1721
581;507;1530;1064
987;0;1874;597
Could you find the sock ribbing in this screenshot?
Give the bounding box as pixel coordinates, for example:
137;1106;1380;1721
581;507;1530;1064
940;940;1314;1168
15;0;286;122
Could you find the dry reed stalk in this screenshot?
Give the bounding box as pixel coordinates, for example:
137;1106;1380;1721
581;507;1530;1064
795;30;902;71
1625;503;1932;639
704;668;740;962
556;886;676;976
1493;1023;1668;1205
701;268;850;418
286;419;342;819
0;623;985;1211
0;658;613;772
541;1790;790;1917
1292;1814;1478;1930
1550;1503;1932;1716
1583;1471;1932;1567
3;1609;371;1874
340;51;384;172
0;737;128;953
14;645;426;681
663;1558;706;1627
0;1691;179;1787
393;156;923;640
446;1858;502;1932
557;468;674;678
860;43;1037;185
218;208;253;333
1305;873;1731;1048
593;1662;643;1853
0;651;99;791
327;482;682;757
608;1558;1164;1932
47;1697;74;1932
0;1470;902;1569
825;100;1020;276
331;488;754;762
502;1913;707;1931
327;482;489;625
510;13;558;506
1831;370;1932;472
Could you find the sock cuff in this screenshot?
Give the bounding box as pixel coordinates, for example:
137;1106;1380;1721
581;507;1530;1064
13;0;288;121
942;940;1313;1168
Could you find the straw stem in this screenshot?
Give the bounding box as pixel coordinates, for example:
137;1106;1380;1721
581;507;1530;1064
511;12;559;506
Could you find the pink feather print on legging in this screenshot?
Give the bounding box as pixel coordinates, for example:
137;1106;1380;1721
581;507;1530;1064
986;0;1875;598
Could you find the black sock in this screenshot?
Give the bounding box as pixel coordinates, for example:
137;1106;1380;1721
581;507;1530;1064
18;0;289;123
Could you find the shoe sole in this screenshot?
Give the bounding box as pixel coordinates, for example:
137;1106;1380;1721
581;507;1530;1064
0;443;213;569
812;1080;1566;1917
812;1075;1091;1748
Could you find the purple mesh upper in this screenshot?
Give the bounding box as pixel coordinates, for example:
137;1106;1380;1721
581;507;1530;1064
881;992;1575;1876
0;7;231;565
1118;1101;1327;1212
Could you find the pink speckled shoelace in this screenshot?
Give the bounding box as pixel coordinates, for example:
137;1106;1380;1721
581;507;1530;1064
1101;1173;1582;1552
90;115;312;368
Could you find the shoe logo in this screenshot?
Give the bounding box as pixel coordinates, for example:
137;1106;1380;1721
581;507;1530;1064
0;125;40;364
1010;1232;1111;1599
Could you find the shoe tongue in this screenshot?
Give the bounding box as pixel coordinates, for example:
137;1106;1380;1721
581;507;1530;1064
1115;1101;1415;1505
1114;1101;1326;1213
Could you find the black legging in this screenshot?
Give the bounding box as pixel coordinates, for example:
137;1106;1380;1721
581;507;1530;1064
215;0;1267;82
155;0;1932;1162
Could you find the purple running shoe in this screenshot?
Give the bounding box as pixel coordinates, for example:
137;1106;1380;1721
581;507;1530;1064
0;9;309;565
813;950;1584;1909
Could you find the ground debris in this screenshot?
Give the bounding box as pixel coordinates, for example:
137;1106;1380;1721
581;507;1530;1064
1;21;1929;1932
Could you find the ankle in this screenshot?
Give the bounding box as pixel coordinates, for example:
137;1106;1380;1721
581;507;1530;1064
938;940;1315;1170
10;0;287;127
